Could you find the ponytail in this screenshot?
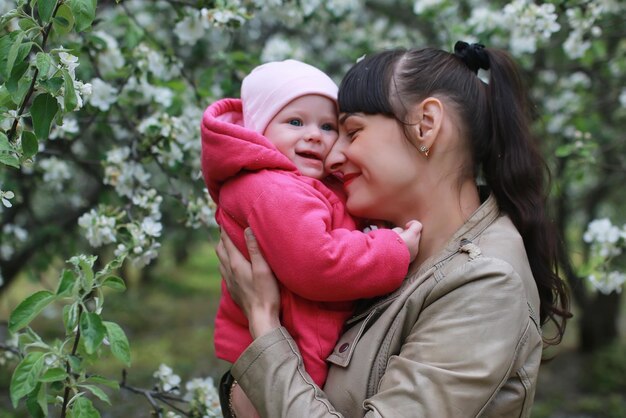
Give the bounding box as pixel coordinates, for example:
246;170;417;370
481;48;571;345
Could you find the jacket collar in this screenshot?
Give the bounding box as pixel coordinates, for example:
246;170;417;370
413;191;499;277
348;192;500;322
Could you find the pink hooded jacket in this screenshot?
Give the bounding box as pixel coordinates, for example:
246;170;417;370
200;98;409;386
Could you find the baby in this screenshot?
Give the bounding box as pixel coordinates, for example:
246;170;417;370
201;59;421;387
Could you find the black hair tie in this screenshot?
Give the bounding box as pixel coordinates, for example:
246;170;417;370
454;41;490;74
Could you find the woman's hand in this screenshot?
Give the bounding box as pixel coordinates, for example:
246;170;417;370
216;228;281;339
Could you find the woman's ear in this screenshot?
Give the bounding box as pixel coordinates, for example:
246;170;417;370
413;97;443;149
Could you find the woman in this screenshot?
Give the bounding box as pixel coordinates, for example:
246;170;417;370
216;42;571;417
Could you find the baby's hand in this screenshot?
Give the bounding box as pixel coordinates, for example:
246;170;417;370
393;220;422;262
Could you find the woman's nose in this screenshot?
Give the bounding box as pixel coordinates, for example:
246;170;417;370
325;135;348;172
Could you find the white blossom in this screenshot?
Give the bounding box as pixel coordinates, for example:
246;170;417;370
210;8;246;26
1;223;28;260
141;217;162;237
131;188;163;218
184;376;222;415
153;364;181;393
1;189;15;208
39;157;72;190
78;208;117;247
413;0;445;15
501;0;561;55
175;9;206;45
104;150;151;198
93;31;125;74
563;33;591;59
58;51;79;78
326;0;360;17
261;35;305;62
467;7;502;33
89;78;118;111
584;218;621;245
49;116;79;140
186;191;217;229
122;76;173;108
588;271;626;295
301;0;322;16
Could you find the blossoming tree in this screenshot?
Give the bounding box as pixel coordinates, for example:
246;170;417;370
1;0;625;415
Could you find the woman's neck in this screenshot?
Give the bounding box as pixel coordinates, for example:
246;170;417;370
410;178;480;267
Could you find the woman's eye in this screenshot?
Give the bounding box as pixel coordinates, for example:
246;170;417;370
321;123;336;131
288;119;303;126
347;130;359;141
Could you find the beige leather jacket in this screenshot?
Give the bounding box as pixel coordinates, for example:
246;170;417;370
232;194;543;417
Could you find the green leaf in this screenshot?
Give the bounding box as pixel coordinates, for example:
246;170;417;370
78;257;95;292
6;31;25;79
61;68;77;111
53;4;75;35
0;151;21;168
79;312;105;354
18;18;39;31
68;0;97;32
0;34;15;80
39;367;67;382
101;276;126;292
9;290;55;332
39;76;64;95
67;355;82;372
84;375;119;390
30;93;59;140
103;321;131;366
7;60;30;100
35;52;53;79
0;132;12;152
70;396;100;418
78;384;110;404
10;352;45;408
57;269;77;296
26;383;46;418
21;130;38;158
63;303;79;333
38;0;57;23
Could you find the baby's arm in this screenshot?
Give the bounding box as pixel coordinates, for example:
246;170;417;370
392;220;422;262
224;174;413;302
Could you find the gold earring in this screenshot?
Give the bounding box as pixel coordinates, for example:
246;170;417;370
419;145;429;157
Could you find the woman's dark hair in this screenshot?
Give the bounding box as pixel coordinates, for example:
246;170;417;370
339;46;571;345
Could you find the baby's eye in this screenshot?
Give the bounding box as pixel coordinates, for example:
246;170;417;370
321;123;336;131
288;119;303;126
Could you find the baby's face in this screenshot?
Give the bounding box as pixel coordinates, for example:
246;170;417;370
264;95;338;179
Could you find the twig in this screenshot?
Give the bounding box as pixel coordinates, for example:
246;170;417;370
8;1;64;142
0;343;21;357
120;369;193;417
60;304;83;418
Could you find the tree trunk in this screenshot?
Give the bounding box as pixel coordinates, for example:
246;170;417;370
578;292;622;352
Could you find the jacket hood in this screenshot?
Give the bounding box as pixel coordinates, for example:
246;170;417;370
201;98;298;203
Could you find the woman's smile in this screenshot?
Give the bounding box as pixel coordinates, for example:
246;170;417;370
342;172;360;187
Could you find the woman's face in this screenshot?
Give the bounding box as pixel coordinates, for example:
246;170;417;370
325;112;422;224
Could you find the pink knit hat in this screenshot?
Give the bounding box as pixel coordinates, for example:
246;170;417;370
241;59;338;134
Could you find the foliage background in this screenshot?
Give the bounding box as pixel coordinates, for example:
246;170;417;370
1;0;625;416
